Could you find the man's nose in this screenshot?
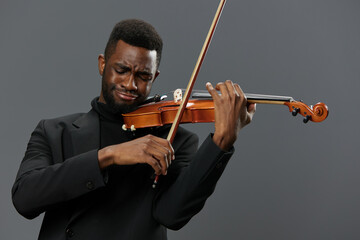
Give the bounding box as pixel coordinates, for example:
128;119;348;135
122;74;137;91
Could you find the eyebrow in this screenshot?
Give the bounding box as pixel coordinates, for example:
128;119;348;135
114;63;130;70
114;63;152;73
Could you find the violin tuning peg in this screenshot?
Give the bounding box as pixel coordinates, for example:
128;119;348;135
292;108;300;116
303;115;311;123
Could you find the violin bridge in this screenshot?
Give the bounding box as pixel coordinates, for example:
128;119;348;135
173;89;182;103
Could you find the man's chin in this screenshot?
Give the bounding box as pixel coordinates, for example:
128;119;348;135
111;102;139;114
103;91;144;114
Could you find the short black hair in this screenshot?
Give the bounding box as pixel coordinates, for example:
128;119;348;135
104;19;163;68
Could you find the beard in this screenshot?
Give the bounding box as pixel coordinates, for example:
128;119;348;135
101;79;145;114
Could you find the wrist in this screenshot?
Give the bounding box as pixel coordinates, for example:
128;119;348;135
212;133;233;151
98;147;114;169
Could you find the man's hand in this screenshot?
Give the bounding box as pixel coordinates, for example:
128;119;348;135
206;80;256;151
98;135;174;175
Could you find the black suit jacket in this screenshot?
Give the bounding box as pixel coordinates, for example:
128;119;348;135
12;109;233;240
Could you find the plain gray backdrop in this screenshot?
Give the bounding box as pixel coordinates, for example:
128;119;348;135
1;0;359;239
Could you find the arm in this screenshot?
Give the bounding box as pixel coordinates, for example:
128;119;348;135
154;80;255;229
12;120;106;219
98;134;174;176
153;133;233;230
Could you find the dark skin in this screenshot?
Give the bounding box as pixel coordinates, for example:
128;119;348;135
97;40;256;176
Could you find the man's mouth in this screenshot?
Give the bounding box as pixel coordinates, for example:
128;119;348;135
115;90;138;102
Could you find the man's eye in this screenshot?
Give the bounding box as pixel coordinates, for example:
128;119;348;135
114;67;130;74
138;73;152;81
115;69;126;74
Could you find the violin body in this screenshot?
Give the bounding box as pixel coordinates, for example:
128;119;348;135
122;99;215;129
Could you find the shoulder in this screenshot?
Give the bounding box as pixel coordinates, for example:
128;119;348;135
40;112;86;128
45;112;86;122
35;110;97;135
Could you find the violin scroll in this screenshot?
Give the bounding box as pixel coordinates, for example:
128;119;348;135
285;101;329;123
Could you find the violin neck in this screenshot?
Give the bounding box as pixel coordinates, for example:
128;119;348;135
192;92;294;105
246;93;294;105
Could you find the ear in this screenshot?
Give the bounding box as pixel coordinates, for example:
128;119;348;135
153;70;160;82
98;54;105;76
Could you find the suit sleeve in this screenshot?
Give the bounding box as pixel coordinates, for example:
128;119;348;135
12;120;106;219
153;133;234;230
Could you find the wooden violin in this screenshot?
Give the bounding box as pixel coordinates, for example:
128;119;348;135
122;92;329;131
140;0;328;187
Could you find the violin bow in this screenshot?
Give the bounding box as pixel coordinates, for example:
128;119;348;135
152;0;227;188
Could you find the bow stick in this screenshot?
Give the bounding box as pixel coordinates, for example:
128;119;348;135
152;0;227;188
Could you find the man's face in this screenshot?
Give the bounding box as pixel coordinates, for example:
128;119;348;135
98;40;159;113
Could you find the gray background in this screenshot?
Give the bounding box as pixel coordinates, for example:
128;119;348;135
1;0;359;239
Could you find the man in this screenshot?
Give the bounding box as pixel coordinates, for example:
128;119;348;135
12;19;255;239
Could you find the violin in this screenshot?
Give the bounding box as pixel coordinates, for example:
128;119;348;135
122;92;329;131
137;0;328;188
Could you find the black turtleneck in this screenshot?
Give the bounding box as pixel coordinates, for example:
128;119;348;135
91;97;133;148
91;97;159;185
91;97;157;149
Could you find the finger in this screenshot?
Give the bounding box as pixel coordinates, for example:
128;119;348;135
247;103;256;122
163;139;175;164
148;140;171;169
216;81;231;100
144;139;171;175
215;82;223;91
234;83;250;125
145;157;162;175
136;139;165;170
146;148;168;175
234;83;246;106
206;82;220;101
224;80;237;100
247;103;256;113
147;135;174;166
233;83;245;98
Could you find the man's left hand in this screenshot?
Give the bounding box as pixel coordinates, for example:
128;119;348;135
206;80;256;151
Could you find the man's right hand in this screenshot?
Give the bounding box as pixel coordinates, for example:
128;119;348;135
98;134;174;176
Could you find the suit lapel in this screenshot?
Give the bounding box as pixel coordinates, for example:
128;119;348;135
67;109;102;224
69;109;100;156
